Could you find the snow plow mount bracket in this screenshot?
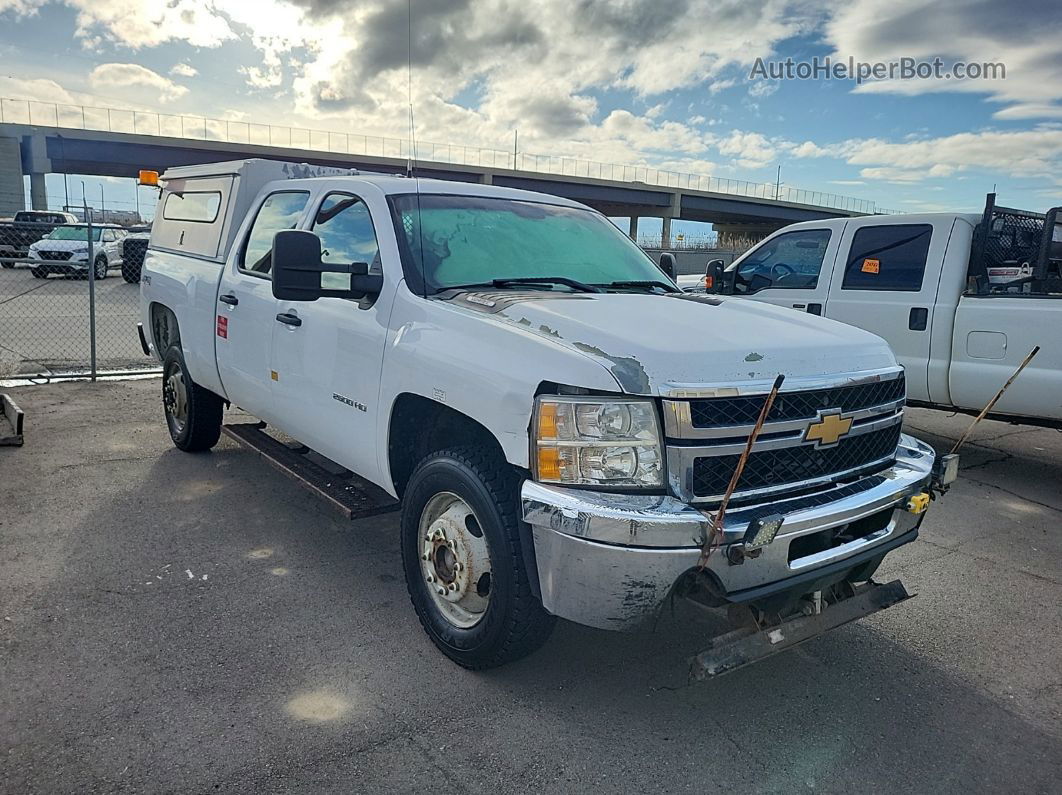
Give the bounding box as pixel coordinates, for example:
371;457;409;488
688;579;912;681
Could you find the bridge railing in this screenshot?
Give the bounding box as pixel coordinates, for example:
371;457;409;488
0;97;896;215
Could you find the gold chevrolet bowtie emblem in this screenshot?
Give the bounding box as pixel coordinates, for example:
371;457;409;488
804;411;853;447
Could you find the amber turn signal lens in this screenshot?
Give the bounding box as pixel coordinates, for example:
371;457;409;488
537;401;558;440
537;447;561;480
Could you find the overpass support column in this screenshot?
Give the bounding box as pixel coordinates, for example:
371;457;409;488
0;136;25;216
24;133;52;210
29;172;47;210
628;216;639;241
661;192;681;248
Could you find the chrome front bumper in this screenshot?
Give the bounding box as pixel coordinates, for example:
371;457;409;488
521;433;936;630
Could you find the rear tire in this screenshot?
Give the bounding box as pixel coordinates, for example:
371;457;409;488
162;344;223;452
401;447;555;669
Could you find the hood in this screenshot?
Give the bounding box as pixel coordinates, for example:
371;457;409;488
447;291;897;395
31;239;91;251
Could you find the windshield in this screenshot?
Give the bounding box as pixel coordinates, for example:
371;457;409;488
392;194;672;293
46;226;101;242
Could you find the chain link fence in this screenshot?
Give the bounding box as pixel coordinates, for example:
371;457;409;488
0;219;154;379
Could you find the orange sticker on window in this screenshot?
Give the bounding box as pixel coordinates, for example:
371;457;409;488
861;258;880;274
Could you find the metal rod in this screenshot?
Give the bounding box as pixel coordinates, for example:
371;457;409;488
950;346;1040;455
699;374;785;567
84;188;97;382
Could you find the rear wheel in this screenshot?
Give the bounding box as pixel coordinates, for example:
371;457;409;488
162;344;223;452
401;447;555;669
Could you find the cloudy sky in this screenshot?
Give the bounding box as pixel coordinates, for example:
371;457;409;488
1;0;1061;224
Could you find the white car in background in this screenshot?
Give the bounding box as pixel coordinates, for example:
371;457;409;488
27;224;128;280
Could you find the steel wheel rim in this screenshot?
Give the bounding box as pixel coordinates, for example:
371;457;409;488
163;364;188;434
418;491;492;629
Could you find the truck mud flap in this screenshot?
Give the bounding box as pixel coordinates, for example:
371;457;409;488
221;422;400;520
0;392;25;446
689;579;911;681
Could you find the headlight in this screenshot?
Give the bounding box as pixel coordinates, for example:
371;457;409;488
532;396;663;488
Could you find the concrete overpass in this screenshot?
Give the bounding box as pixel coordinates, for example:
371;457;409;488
0;121;886;244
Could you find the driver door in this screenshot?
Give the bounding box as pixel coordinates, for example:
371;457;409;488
732;225;844;315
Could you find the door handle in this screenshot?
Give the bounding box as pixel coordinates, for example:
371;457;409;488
909;307;928;331
275;311;302;327
219;293;239;306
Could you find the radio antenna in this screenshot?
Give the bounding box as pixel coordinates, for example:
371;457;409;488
406;0;417;177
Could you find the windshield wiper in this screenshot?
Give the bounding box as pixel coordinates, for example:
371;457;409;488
595;280;680;293
445;277;601;293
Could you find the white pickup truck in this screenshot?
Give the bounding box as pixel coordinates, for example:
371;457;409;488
682;195;1062;427
138;159;952;675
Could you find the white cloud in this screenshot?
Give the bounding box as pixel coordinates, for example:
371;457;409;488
170;62;197;78
89;63;188;102
824;0;1062;118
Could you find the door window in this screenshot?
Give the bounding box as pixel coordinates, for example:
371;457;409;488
734;229;832;294
240;191;310;277
842;224;932;291
312;193;381;290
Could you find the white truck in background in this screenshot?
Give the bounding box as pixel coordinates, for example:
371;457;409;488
683;195;1062;427
137;159;953;676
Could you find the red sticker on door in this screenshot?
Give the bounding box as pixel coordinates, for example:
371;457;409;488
216;315;228;338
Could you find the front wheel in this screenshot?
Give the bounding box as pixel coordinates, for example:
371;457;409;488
162;344;223;452
30;266;47;279
0;261;13;269
93;255;108;280
401;447;555;669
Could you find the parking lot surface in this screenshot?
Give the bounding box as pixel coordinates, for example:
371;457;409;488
1;380;1059;793
0;265;145;377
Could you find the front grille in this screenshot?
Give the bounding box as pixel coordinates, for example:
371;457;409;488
38;250;73;261
691;423;901;498
689;374;905;428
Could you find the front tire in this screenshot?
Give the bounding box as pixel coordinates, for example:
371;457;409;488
121;262;141;283
162;344;223;452
401;447;555;669
93;255;108;280
31;266;47;279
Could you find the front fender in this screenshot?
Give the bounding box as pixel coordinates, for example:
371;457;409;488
377;289;622;475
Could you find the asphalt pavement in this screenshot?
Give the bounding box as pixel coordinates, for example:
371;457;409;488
1;380;1059;793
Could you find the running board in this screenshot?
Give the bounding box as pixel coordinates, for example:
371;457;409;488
0;392;25;446
689;579;912;681
221;422;400;520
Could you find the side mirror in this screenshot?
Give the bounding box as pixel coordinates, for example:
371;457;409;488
658;252;676;279
271;229;383;302
704;259;725;292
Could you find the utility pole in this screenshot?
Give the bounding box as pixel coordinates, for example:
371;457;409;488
513;130;518;171
775;165;782;200
99;184;105;224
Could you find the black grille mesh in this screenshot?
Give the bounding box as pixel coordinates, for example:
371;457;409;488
691;423;901;498
689;374;905;428
38;250;73;261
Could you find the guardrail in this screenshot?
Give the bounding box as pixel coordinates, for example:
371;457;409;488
0;97;898;215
